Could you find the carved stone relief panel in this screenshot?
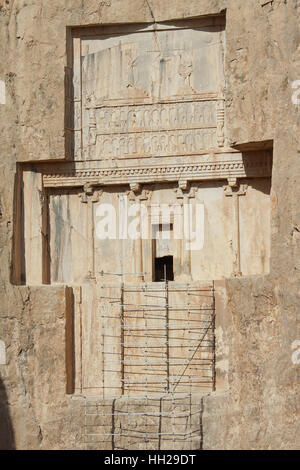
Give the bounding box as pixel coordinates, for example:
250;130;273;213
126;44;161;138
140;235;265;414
72;21;225;160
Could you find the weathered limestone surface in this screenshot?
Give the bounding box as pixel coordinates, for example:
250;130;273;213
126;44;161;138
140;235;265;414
0;286;84;449
203;276;299;449
0;0;299;450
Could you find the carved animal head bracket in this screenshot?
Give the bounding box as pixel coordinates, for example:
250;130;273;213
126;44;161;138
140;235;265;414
178;179;189;191
79;182;103;203
129;182;141;194
175;180;197;200
224;178;248;197
127;183;153;202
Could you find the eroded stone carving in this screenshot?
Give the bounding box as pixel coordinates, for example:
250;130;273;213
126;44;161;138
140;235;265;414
76;24;226;160
79;183;103;203
224;179;249;277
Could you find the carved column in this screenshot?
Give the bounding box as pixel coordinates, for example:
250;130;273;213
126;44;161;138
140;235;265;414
175;180;197;281
79;183;103;278
224;178;248;277
127;183;152;282
139;187;153;282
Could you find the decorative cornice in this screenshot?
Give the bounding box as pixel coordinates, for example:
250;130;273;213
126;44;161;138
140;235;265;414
42;152;272;189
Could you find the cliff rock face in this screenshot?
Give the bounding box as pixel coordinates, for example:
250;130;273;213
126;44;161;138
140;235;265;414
0;0;299;449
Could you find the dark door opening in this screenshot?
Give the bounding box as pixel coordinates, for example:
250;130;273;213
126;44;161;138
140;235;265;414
154;256;174;282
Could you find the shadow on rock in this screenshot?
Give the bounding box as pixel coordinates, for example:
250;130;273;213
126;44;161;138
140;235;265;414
0;377;15;450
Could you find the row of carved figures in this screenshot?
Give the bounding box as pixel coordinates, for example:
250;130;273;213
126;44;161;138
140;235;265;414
87;128;217;158
87;100;218;132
